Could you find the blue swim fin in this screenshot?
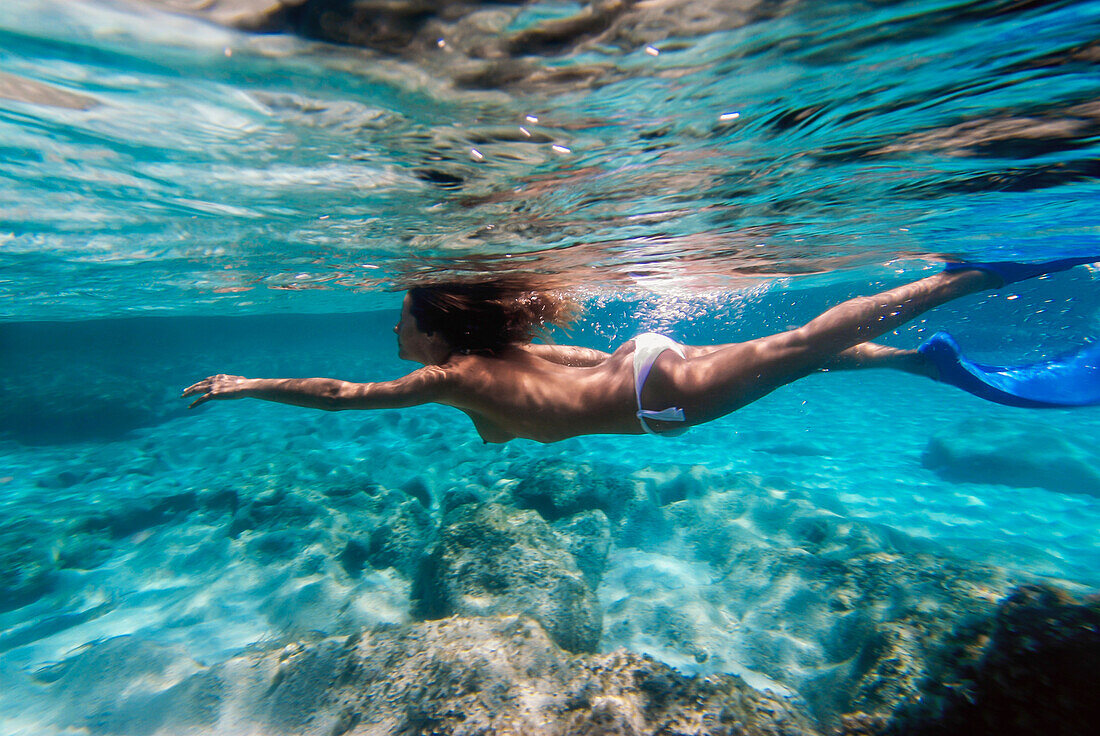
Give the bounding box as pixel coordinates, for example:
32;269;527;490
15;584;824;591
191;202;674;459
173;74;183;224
943;256;1098;285
918;332;1100;408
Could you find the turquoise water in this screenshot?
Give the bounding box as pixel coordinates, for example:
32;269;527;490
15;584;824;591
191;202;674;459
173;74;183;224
2;0;1100;733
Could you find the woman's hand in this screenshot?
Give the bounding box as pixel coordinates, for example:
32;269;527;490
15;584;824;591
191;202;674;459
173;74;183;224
182;374;250;408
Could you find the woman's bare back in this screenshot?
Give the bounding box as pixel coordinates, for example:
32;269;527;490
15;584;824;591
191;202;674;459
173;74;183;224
439;346;642;443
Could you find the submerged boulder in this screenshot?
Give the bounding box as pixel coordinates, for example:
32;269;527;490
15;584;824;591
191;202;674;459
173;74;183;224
921;416;1100;495
606;474;1031;729
506;457;673;549
23;616;820;736
228;489;324;538
363;497;435;578
893;583;1100;736
0;517;58;612
509;458;636;522
552;509;612;589
412;502;601;653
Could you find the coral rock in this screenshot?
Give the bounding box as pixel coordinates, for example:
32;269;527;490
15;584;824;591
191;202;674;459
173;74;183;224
413;502;602;653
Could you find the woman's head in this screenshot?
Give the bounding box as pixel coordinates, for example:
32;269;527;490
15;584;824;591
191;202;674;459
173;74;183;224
402;281;578;358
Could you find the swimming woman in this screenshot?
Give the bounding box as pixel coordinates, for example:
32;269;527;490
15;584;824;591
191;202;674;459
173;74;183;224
183;258;1098;443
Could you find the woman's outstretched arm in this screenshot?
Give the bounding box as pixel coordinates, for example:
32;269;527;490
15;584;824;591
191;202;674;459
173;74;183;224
182;367;450;411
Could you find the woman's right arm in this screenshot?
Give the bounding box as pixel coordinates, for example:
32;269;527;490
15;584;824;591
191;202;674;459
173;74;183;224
182;366;450;411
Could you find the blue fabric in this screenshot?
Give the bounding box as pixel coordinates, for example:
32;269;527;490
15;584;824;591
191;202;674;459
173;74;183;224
943;256;1098;285
918;331;1100;408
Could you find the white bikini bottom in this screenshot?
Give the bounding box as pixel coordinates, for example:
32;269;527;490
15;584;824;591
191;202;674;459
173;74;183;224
632;333;689;437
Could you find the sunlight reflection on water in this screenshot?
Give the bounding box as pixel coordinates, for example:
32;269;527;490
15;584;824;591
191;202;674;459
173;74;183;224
1;0;1098;319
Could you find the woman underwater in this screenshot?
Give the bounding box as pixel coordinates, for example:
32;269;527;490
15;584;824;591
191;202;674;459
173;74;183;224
184;258;1099;443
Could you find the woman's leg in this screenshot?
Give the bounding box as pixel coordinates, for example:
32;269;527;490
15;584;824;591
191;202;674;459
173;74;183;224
666;269;998;422
820;342;936;377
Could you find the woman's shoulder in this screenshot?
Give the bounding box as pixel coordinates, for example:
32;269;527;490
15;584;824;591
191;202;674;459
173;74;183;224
439;347;565;387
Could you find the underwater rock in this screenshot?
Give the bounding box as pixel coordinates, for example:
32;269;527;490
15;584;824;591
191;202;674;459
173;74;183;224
617;496;674;550
922;416;1100;495
0;517;58;612
338;538;370;577
805;551;1012;727
364;497;435;578
57;533;116;571
601;472;1030;728
509;457;636;522
892;583;1100;736
665;475;914;568
27;616;820;736
632;464;711;506
247;528;322;562
2;486;247;613
198;487;239;516
74;490;200;539
5;392;166;445
228;489;325;537
225;482;437;578
709;544;1016;728
507;457;671;549
0;600;116;655
440;483;485;513
552;509;612;589
399;476;433;508
0;340;183;445
412;502;602;653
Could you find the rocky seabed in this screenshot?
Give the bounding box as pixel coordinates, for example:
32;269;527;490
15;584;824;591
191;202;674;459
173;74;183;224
3;428;1099;736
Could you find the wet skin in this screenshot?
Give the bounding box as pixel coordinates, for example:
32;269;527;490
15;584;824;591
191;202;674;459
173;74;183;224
183;270;996;443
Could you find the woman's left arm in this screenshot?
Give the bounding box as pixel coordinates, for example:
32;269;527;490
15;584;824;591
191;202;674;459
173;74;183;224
182;367;450;411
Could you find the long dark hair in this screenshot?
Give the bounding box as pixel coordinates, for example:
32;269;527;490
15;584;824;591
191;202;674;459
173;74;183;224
407;281;578;355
